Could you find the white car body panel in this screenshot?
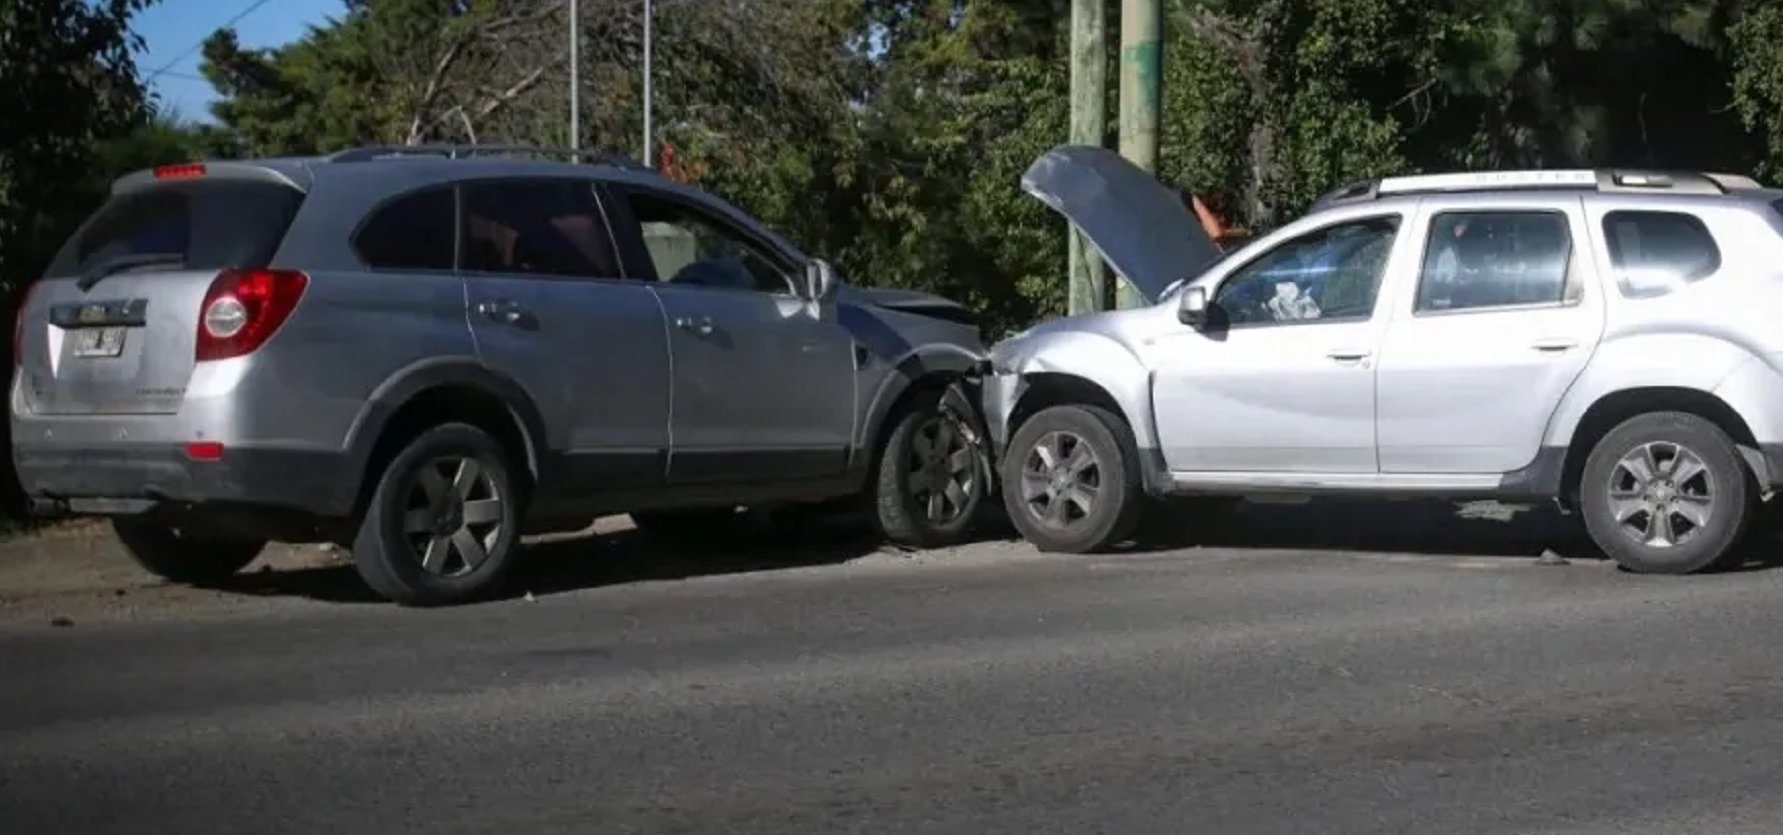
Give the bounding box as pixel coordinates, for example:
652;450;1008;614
988;148;1783;508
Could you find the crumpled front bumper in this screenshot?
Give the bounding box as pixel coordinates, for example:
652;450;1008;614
978;369;1022;461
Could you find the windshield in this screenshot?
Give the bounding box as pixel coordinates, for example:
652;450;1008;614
45;178;305;279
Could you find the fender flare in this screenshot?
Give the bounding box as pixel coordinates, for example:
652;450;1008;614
342;357;551;484
858;343;985;452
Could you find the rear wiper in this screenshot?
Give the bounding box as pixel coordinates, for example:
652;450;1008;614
76;253;185;292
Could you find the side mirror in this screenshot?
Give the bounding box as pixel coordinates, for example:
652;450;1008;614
1177;286;1210;328
804;258;837;300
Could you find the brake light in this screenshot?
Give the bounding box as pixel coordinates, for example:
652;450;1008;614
154;162;206;179
12;281;37;368
195;269;308;362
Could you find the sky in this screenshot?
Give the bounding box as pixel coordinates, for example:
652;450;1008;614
132;0;343;122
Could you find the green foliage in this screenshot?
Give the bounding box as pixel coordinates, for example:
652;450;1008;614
0;0;156;294
0;0;160;516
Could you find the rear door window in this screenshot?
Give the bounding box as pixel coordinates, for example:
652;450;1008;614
459;179;621;279
354;186;457;271
46;179;304;278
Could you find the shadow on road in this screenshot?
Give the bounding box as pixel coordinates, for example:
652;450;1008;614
217;513;890;605
1134;498;1585;558
209;498;1783;605
1128;497;1783;571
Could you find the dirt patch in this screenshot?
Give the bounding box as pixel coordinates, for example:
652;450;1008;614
0;514;963;626
0;521;352;624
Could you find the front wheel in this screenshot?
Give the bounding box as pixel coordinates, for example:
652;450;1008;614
112;519;265;586
1579;411;1754;574
872;389;988;547
1000;404;1143;553
351;423;523;606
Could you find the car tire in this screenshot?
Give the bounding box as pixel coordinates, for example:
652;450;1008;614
873;388;988;548
351;422;523;606
111;519;265;586
1579;411;1754;575
1000;403;1143;554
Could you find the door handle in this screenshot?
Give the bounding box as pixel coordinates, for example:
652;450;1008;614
674;316;714;336
1531;338;1577;352
475;299;526;324
1327;349;1371;363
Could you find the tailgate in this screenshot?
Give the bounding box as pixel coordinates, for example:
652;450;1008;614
17;175;305;416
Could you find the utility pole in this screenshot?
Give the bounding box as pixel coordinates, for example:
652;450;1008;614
1067;0;1107;315
1116;0;1161;309
642;0;654;168
569;0;580;160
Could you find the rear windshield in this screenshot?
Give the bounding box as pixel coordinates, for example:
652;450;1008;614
45;178;305;278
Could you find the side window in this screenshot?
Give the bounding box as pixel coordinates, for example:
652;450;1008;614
1416;210;1573;313
1602;210;1721;299
354;186;456;271
460;180;621;279
620;190;796;294
1213;215;1400;326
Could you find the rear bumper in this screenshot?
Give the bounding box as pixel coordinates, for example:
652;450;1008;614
13;442;357;518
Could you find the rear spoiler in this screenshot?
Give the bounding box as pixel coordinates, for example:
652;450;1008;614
110;160;313;195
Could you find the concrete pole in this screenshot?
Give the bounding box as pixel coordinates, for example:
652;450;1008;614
1116;0;1162;309
642;0;654;167
1067;0;1108;316
569;0;579;160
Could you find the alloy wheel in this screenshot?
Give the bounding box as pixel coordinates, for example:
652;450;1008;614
1018;430;1101;529
401;455;505;576
1607;440;1716;549
907;414;979;525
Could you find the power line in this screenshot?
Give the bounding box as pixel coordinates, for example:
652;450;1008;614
143;0;280;84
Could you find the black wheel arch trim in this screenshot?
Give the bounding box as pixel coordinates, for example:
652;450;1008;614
344;358;551;487
859;345;984;448
860;345;994;487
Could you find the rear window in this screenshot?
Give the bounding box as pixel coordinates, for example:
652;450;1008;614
1602;210;1721;299
45;178;304;278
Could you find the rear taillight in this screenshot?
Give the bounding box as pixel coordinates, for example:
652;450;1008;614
195;269;308;362
12;281;37;368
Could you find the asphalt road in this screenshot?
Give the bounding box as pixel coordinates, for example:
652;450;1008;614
5;501;1783;834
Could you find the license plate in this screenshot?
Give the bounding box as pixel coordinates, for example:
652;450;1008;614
72;327;126;358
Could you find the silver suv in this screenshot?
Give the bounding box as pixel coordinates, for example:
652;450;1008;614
988;145;1783;574
12;146;990;605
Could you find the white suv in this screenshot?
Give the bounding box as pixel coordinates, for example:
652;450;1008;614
984;146;1783;574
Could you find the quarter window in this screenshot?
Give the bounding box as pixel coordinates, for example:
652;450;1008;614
354;186;456;271
1213;216;1400;326
1602;210;1721;299
460;180;621;279
1415;211;1574;313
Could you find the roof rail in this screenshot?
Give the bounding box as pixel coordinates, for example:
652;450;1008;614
1310;167;1764;211
325;143;650;170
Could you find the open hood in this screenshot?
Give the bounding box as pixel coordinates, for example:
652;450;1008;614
1020;145;1224;303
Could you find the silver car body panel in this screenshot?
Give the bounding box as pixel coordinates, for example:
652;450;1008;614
12;154;986;529
990;151;1783;501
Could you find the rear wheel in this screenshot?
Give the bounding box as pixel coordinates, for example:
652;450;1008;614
1000;404;1142;553
351;423;522;606
872;388;987;547
111;519;265;586
1579;411;1753;574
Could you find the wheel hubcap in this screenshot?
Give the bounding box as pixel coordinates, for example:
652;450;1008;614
1019;431;1100;530
907;414;978;524
1607;440;1715;549
402;455;504;577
